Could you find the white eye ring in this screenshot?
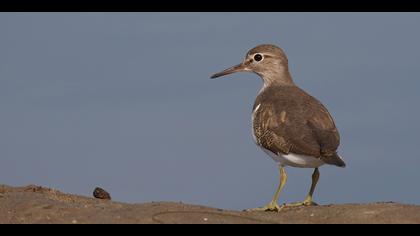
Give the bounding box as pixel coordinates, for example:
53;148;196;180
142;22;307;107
253;53;263;62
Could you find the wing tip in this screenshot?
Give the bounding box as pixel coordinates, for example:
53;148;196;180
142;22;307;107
324;153;346;168
335;154;347;168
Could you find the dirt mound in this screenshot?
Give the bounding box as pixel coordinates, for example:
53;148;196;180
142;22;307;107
0;184;419;224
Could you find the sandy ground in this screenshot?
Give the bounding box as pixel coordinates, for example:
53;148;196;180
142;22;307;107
1;184;419;224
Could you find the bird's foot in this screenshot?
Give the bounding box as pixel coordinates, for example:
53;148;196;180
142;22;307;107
244;201;284;212
283;199;318;208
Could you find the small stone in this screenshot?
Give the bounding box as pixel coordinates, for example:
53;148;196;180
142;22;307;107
72;219;77;224
203;218;209;222
93;187;111;200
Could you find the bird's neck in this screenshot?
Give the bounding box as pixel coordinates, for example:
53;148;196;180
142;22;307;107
259;67;295;91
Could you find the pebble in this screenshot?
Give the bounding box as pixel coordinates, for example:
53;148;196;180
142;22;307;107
93;187;111;200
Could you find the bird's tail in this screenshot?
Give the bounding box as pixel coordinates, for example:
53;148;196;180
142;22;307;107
322;153;346;168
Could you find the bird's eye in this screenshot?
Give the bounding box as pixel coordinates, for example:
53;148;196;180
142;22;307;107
254;54;263;62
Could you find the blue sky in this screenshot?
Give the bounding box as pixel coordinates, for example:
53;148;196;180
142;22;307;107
1;13;420;210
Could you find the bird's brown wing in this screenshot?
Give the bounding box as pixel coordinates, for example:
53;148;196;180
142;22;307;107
306;100;340;156
304;99;345;167
254;104;323;157
253;103;295;155
253;86;343;166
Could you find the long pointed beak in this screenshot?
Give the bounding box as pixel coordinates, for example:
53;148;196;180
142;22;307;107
210;63;247;79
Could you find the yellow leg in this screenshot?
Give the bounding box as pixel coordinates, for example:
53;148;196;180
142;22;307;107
303;168;320;205
246;165;287;212
285;168;320;207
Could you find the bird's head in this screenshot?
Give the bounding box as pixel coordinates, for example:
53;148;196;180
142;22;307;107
210;44;293;86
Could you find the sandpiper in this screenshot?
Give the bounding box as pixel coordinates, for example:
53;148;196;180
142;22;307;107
211;44;345;212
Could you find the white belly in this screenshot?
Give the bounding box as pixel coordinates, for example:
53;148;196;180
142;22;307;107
259;146;325;168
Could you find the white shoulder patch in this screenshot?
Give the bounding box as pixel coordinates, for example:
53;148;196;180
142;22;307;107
253;103;261;113
251;104;261;143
